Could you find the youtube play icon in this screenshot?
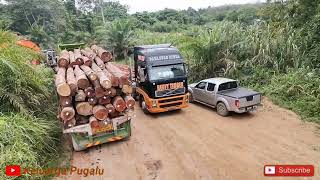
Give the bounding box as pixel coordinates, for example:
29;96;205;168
5;165;21;176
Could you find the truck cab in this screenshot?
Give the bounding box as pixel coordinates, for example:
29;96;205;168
133;44;189;113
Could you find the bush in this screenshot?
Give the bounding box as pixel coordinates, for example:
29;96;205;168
0;30;61;179
260;68;320;123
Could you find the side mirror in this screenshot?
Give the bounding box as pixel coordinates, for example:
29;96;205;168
184;63;189;74
138;67;146;82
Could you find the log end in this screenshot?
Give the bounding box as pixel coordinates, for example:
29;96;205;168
57;83;71;97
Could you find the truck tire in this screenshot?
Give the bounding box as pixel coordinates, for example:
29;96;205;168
140;96;149;114
216;102;229;117
71;136;86;151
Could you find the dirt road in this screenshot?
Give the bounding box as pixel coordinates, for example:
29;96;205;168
65;99;320;180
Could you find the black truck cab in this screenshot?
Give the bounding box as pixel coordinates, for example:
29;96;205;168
133;44;189;113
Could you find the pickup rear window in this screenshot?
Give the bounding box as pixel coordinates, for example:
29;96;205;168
218;81;238;91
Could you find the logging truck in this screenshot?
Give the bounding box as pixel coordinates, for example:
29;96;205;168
133;44;189;113
55;43;132;151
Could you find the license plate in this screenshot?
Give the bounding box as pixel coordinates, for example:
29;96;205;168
246;106;256;111
167;107;178;111
93;124;113;134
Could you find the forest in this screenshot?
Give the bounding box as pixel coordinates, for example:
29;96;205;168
1;0;320;179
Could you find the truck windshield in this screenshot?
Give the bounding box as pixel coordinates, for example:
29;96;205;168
218;81;238;91
149;64;185;81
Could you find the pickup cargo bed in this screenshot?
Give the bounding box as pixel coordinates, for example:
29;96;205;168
217;87;260;99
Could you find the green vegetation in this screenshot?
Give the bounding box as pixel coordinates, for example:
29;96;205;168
0;0;320;178
0;30;61;179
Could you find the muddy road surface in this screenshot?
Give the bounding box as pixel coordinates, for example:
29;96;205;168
63;99;320;180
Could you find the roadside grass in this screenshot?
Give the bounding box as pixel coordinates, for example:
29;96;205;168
0;30;62;179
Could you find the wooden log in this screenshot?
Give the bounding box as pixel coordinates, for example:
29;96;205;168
76;102;93;116
88;97;98;105
82;56;92;67
80;65;98;81
105;104;115;114
95;56;105;69
109;111;120;118
68;51;76;67
66;67;77;95
84;87;95;98
112;96;126;112
59;96;72;107
60;107;75;122
92;80;105;98
110;87;117;97
75;90;86;102
102;69;119;87
74;49;84;65
55;68;71;96
81;48;95;60
85;47;96;59
76;115;89;125
110;62;130;76
124;96;135;109
58;50;69;68
122;85;133;94
98;95;110;105
65;118;76;128
104;88;112;96
93;105;108;120
91;45;112;62
105;62;130;87
92;63;112;89
89;116;100;128
74;65;90;89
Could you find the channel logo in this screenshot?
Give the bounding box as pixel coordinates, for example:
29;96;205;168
5;165;21;176
264;166;276;175
264;165;314;177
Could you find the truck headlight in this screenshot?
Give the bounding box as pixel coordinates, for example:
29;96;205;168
152;100;157;107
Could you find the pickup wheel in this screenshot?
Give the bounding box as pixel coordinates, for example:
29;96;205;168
216;102;229;117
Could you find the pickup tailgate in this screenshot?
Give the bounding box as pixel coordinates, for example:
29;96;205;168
238;94;261;107
218;87;261;107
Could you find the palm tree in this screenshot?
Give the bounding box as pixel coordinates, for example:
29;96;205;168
105;19;134;60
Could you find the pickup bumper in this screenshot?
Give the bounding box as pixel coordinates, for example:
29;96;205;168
234;105;259;113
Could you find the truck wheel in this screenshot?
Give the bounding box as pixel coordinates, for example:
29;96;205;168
140;97;149;114
71;136;86;151
216;102;229;117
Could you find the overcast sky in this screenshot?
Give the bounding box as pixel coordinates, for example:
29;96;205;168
116;0;264;13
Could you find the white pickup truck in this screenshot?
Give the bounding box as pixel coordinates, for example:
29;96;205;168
188;78;261;116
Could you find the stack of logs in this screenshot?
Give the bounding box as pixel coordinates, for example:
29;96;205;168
55;45;135;129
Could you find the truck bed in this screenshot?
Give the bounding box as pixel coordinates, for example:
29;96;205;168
217;87;260;99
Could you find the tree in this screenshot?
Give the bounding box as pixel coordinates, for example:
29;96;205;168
105;19;134;59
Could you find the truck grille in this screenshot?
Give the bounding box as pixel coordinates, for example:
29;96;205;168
155;87;185;97
159;97;183;103
160;102;182;108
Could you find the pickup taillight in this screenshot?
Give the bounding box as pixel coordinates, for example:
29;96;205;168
235;99;240;108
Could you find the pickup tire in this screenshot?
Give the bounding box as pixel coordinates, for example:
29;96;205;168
216;102;229;117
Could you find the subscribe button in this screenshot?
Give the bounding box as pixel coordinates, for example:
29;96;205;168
264;165;314;177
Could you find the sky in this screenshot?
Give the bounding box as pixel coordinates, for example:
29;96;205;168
116;0;264;13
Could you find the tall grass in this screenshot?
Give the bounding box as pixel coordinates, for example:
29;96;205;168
0;30;61;179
